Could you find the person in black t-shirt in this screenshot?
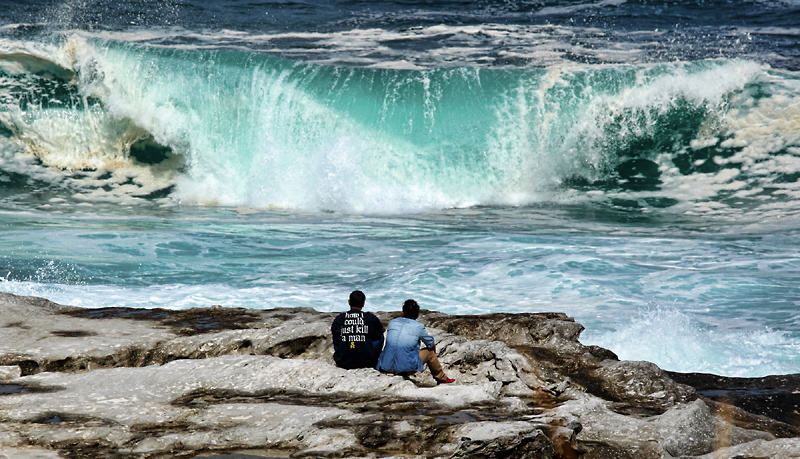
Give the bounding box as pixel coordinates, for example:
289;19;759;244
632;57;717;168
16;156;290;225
331;290;385;369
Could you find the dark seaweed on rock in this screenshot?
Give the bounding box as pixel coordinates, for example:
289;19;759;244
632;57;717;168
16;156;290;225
64;306;262;336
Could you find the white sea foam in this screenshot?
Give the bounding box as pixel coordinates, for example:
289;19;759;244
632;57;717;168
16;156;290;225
0;37;75;76
566;62;800;221
2;34;800;218
588;306;800;377
2;199;800;379
535;0;628;17
741;26;800;37
73;24;662;69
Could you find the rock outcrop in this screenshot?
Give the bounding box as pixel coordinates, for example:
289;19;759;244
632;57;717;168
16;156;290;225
0;291;798;458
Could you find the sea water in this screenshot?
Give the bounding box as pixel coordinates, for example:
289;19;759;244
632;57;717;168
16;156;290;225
1;0;799;378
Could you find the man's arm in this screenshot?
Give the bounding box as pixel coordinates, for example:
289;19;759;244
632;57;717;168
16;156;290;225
331;315;342;351
419;325;435;350
367;313;385;339
366;314;384;359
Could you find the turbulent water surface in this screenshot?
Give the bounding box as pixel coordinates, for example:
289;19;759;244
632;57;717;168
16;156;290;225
1;0;800;377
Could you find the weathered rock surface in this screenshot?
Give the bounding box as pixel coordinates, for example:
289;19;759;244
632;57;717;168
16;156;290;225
0;291;798;458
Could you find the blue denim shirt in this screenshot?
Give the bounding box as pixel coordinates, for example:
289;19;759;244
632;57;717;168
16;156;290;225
376;317;435;373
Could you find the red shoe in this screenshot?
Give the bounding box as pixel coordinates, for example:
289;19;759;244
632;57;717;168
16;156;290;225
437;378;455;385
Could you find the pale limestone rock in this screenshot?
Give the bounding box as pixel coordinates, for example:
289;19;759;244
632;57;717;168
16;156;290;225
0;446;65;459
588;359;695;409
453;421;539;442
655;399;718;456
387;380;502;407
0;366;20;380
696;438;800;458
0;292;797;459
156;320;332;361
553;394;661;446
0;293;176;367
431;330;544;394
131;403;360;455
0;429;20;447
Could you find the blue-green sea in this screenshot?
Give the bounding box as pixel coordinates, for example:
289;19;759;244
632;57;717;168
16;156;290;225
2;0;800;377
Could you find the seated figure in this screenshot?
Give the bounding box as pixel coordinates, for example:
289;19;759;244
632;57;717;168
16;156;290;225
377;299;455;384
331;290;385;369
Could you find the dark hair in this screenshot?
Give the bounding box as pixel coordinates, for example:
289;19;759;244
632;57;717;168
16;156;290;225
402;299;420;320
349;290;366;308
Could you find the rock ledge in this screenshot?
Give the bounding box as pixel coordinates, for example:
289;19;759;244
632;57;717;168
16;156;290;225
0;292;798;459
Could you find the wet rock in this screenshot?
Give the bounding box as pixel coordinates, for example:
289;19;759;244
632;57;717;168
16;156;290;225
669;371;800;429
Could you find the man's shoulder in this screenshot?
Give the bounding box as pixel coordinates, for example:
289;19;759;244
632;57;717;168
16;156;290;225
389;317;422;328
333;309;376;320
362;311;383;323
390;317;419;324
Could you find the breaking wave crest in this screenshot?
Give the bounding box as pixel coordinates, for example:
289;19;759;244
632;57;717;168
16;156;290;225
1;34;799;216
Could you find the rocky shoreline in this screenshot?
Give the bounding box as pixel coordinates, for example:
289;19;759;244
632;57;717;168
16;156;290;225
0;291;798;458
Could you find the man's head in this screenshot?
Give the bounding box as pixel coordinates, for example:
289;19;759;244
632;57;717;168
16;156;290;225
349;290;366;309
402;299;420;320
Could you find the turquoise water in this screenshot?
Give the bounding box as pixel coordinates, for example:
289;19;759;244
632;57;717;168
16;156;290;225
2;202;800;378
2;2;800;377
3;38;796;215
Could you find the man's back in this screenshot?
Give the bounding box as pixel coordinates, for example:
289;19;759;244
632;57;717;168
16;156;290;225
331;308;384;369
377;317;434;373
376;299;454;384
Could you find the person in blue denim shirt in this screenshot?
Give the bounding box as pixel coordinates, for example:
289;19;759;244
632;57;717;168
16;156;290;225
377;299;455;384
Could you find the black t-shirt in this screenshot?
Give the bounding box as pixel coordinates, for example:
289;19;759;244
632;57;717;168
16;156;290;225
331;308;385;369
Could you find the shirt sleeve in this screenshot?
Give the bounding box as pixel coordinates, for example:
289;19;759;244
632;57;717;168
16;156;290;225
418;324;435;349
366;313;384;359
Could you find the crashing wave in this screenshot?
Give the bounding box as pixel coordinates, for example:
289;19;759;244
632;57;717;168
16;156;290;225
0;34;798;216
